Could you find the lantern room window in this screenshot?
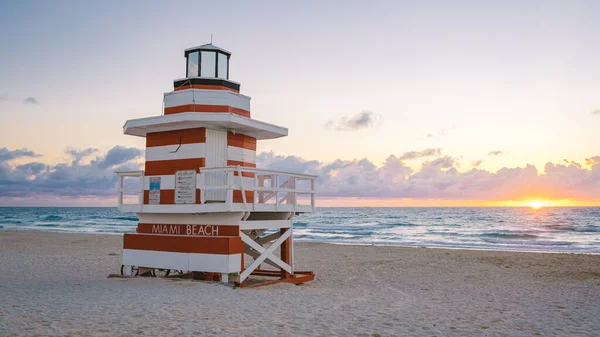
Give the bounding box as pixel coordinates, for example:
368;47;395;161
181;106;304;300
185;45;230;79
200;51;216;77
217;53;228;79
187;51;199;77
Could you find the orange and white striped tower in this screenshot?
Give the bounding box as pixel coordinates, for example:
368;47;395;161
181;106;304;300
115;43;316;286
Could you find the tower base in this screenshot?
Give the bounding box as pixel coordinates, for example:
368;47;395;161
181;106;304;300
243;270;315;288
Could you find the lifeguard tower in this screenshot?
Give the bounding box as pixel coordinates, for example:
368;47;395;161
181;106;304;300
115;43;316;287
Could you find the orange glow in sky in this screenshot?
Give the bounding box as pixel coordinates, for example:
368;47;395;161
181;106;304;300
317;198;600;208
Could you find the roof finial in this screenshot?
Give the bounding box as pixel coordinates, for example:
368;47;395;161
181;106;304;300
211;33;213;44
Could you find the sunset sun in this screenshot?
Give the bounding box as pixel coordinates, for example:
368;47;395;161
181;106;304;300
524;201;547;209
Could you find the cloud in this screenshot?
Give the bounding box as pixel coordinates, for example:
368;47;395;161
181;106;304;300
0;146;142;199
0;148;40;162
66;147;98;165
23;97;40;105
91;146;143;169
325;110;382;131
472;160;483;167
258;152;600;201
488;150;504;156
585;156;600;166
0;94;7;101
398;148;441;160
591;109;600;115
563;159;582;169
3;145;600;203
16;162;46;175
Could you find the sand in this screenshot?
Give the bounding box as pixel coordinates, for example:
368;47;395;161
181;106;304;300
1;230;599;336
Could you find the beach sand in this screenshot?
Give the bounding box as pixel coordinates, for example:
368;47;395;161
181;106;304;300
1;230;599;336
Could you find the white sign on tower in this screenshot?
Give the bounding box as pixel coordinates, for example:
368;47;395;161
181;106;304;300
175;170;196;204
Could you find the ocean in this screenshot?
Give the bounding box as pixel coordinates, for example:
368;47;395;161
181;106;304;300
1;207;599;253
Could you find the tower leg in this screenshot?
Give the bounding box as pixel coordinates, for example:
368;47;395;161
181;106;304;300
280;228;291;279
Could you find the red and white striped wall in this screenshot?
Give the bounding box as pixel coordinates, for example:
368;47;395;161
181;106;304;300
122;231;243;273
143;128;204;205
123;212;245;274
163;89;251;118
143;128;257;205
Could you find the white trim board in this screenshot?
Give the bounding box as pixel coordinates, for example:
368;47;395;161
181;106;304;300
240;220;292;230
123;249;242;273
227;146;256;164
164;89;250;111
123;249;189;271
124;113;288;140
136;212;245;225
146;143;205;162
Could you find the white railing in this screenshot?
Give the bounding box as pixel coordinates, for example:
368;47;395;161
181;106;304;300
115;167;317;213
198;166;317;212
115;170;144;212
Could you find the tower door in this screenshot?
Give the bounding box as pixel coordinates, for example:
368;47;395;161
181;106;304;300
204;129;228;202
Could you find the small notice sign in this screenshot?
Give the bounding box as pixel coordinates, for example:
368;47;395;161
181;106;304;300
149;177;161;205
175;170;196;204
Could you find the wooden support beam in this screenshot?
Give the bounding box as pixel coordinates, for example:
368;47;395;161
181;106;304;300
251;270;281;277
244;246;279;269
240;229;291;282
280;228;291;279
244;271;315;288
255;232;281;245
240;232;291;274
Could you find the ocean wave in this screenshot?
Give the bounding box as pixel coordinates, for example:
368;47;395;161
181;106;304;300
389;222;419;227
479;233;540;240
110;216;138;221
427;230;462;236
337;222;380;227
94;229;133;234
91;222;137;227
41;215;63;221
294;231;357;238
576;226;600;233
540;224;599;233
544;224;576;231
481;238;572;246
0;219;23;225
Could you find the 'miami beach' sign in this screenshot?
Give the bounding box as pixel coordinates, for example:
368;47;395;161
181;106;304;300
137;224;239;236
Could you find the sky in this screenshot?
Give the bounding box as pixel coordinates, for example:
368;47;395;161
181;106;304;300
1;0;600;207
